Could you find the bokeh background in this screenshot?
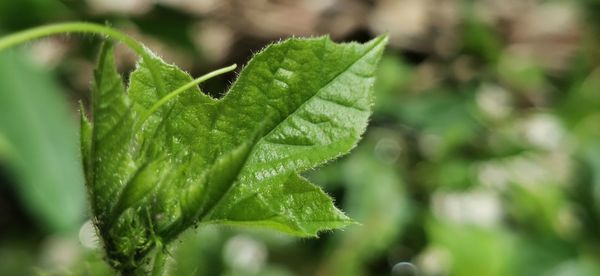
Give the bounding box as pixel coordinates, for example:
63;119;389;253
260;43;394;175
1;0;600;275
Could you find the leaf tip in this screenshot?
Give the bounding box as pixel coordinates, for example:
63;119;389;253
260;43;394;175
370;34;390;49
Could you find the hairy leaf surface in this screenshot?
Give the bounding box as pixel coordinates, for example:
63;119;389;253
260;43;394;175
82;36;387;270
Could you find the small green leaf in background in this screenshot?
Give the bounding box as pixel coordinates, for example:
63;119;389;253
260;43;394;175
84;35;387;271
427;220;515;276
0;50;86;234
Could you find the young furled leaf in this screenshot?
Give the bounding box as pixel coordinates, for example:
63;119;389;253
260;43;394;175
81;35;387;272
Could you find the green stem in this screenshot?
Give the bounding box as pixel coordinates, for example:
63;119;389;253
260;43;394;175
0;22;166;94
0;22;238;132
150;243;167;276
0;22;143;55
134;63;237;131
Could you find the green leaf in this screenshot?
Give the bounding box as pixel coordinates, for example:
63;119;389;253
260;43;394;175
0;50;86;233
85;36;387;270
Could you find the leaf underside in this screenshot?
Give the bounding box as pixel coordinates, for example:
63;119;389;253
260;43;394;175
81;35;387;270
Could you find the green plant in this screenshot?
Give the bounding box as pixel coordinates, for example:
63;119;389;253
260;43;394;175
0;22;387;275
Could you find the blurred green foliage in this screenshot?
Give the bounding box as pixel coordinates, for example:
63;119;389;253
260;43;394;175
1;0;600;275
0;50;85;233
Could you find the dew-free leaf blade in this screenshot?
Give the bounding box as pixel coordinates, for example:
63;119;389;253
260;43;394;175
206;173;353;237
201;36;388;235
89;42;136;222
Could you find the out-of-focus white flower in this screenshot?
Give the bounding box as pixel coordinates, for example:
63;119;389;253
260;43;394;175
416;246;452;276
39;236;81;272
476;83;513;120
432;189;503;227
223;235;267;275
87;0;152;15
522;113;565;150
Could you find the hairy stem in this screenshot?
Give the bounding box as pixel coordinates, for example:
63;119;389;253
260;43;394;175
0;22;166;94
0;22;238;132
150;247;167;276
